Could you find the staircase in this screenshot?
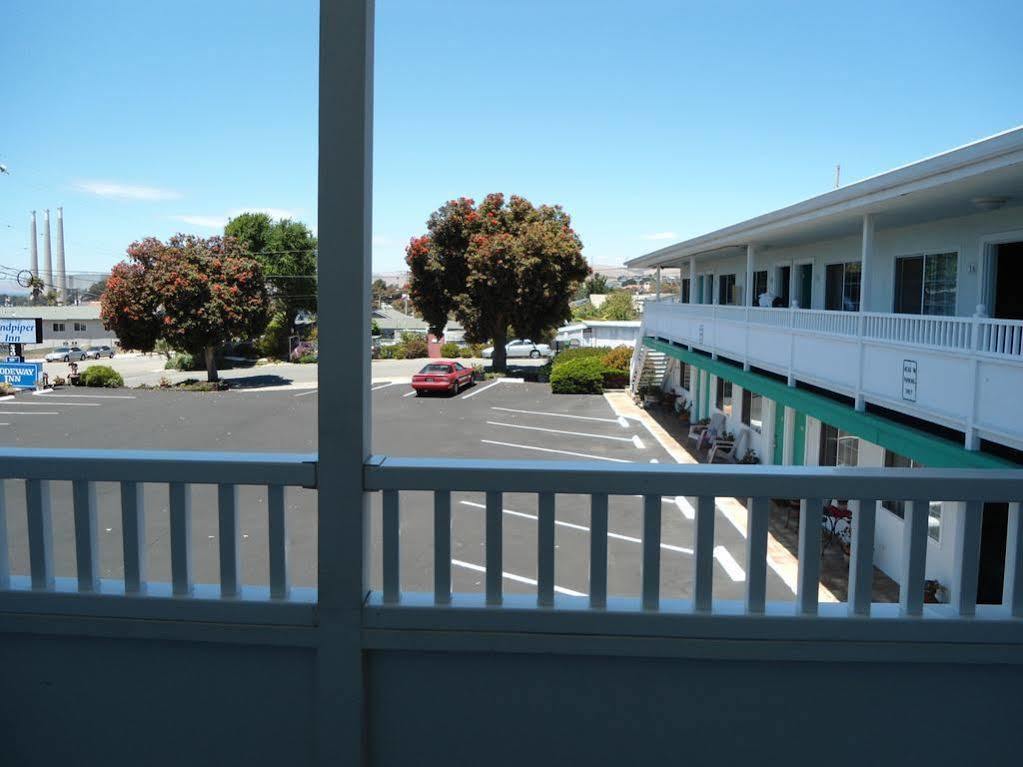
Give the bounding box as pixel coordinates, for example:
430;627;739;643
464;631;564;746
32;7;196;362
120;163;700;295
629;343;668;394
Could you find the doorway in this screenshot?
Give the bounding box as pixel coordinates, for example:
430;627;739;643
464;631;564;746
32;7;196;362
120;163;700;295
776;265;791;307
797;263;813;309
993;243;1023;319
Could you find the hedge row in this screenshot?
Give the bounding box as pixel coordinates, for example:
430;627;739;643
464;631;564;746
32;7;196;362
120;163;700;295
79;365;124;388
549;345;632;394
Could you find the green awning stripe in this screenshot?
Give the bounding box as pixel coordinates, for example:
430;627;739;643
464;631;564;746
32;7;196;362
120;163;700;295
645;336;1014;469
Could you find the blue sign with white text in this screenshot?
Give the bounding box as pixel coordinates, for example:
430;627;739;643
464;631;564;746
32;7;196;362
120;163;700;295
0;361;42;389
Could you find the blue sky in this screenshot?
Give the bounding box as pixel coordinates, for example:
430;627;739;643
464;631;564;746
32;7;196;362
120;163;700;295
2;0;1022;287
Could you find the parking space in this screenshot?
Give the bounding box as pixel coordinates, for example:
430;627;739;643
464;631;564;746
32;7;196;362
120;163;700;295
0;376;796;601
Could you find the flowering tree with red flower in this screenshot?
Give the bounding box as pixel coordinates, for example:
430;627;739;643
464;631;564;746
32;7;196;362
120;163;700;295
100;235;270;382
406;194;588;372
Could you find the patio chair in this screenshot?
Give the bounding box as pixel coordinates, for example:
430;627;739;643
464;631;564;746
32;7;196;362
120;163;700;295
688;412;725;445
708;428;748;463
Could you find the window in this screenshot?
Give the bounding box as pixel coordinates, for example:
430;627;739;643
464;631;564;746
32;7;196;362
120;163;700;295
52;323;65;332
681;362;691;390
752;270;768;302
74;322;87;332
741;389;763;433
715;377;733;415
681;278;690;303
718;274;737;305
883;451;941;542
894;252;957;315
819;423;858;467
824;262;861;311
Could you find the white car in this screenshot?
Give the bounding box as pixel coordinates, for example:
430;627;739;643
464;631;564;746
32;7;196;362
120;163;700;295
45;346;86;362
481;339;552;359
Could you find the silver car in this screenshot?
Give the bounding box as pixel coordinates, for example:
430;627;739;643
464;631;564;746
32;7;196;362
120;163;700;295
481;339;552;359
45;346;86;362
84;345;115;359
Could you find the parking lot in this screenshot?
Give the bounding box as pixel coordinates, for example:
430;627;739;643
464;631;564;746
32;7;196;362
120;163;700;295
0;375;797;601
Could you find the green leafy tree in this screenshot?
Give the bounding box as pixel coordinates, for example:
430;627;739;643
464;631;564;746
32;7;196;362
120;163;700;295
84;276;109;301
225;212;317;353
585;273;608;295
101;235;270;382
406;194;588;372
599;291;638;320
372;278;402;307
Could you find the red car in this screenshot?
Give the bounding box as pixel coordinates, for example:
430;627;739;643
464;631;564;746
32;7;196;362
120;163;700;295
410;360;475;396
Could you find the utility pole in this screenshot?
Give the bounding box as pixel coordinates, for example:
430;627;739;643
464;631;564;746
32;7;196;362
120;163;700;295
835;164;841;189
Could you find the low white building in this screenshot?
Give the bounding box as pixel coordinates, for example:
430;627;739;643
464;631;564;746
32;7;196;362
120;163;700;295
628;126;1023;603
555;320;641;348
0;304;116;352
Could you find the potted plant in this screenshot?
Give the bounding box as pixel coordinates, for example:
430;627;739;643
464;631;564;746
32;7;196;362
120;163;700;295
739;449;760;465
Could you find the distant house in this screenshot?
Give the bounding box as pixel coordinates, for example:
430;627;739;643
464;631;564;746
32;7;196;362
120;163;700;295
555;319;642;349
372;304;464;343
0;303;116;351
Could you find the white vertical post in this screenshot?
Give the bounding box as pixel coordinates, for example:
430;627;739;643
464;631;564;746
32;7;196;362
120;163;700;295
847;499;876;616
382;489;399;603
642;494;661;609
782;406;795;465
268;484;289;599
745;244;755;307
25;479;53;590
952;500;983;617
899;499;929;616
121;481;145;594
859;214;873;312
217;484;239;598
693;495;715;611
537;492;555;607
744;496;769;613
486;490;503;605
589;493;608;609
797;497;822;614
169;482;192;596
689;256;697;304
317;2;374;764
434;491;451;604
72;480;99;592
655;266;662;302
1004;502;1022;617
0;481;9;589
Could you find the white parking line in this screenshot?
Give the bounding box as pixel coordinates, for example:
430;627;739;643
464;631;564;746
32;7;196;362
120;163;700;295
713;545;746;582
460;500;693;554
402;389;417;398
371;382;400;392
451;558;586;597
294;388;318;397
486;420;641;445
33;391;136;399
458;380;503;400
0;411;60;415
491;406;628;427
0;401;100;407
481;439;631;463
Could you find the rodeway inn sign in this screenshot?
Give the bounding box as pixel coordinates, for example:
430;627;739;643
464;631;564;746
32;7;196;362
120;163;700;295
0;318;43;344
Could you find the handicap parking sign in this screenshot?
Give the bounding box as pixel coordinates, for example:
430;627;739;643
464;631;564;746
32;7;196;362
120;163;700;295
0;361;42;389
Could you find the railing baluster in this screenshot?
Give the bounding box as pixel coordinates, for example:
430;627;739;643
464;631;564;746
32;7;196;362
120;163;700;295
382;489;399;604
268;484;288;599
486;490;503;605
1005;502;1022;617
694;495;715;611
537;492;555;607
952;500;983;617
797;497;822;614
168;482;192;596
744;496;769;613
25;479;53;590
121;481;145;594
642;494;661;610
433;491;451;604
589;493;608;609
217;484;240;598
899;499;929;616
847;498;876;616
0;481;9;589
72;480;99;593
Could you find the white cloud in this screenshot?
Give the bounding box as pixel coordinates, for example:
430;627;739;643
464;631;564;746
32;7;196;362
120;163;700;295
171;214;227;229
641;231;677;241
74;180;181;201
227;207;299;221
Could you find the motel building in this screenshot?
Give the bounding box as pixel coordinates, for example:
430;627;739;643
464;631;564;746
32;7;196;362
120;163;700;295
628;126;1023;603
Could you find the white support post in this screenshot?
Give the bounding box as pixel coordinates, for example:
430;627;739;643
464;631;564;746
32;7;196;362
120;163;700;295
655;266;661;302
782;407;795;466
689;256;697;304
860;214;873;313
26;479;53;591
744;496;769;613
745;244;755;307
72;479;99;593
797;497;823;615
693;495;715;611
952;501;983;617
169;482;192;596
847;499;876;616
0;481;9;590
1004;502;1022;617
217;484;239;598
589;493;608;609
642;494;661;610
899;499;929;616
316;2;374;765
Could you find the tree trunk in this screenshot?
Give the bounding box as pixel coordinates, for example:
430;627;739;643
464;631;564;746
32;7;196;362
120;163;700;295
491;325;507;373
204;346;219;383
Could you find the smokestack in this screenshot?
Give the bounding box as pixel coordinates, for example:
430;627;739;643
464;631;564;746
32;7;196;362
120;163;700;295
55;206;67;302
29;211;38;277
42;209;52;297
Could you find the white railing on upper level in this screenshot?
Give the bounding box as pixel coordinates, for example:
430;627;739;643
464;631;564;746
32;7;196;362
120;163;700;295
0;448;316;606
365;456;1023;624
645;301;1023;361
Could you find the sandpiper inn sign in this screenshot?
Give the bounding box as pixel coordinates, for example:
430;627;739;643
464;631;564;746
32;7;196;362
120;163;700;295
0;318;43;345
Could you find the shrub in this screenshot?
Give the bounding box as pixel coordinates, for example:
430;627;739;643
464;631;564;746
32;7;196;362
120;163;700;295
553;346;614;368
601;345;633;370
165;353;197;371
550;357;606;394
458;345;475;358
401;334;429;359
256;311;289;358
0;382;14;396
601;367;630;389
79;365;124;388
441;341;461;357
290;341;317;362
297;353;318;364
